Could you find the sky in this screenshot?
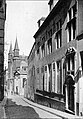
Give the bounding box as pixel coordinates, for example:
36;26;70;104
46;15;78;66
5;0;49;67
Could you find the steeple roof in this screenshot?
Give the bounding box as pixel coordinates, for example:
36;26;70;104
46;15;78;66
14;37;19;50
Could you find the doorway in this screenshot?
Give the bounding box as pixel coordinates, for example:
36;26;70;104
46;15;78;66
65;74;75;112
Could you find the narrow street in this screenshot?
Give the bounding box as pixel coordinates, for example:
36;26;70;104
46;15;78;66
5;95;62;119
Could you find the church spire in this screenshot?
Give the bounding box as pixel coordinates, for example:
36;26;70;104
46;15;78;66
14;37;19;50
14;37;19;57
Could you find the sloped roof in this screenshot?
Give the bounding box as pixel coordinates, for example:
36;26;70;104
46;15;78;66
33;0;63;38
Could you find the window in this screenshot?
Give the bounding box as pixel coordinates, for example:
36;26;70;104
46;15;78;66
53;21;56;33
57;60;62;94
67;3;77;42
56;30;62;49
47;38;52;54
53;62;55;71
44;65;47;91
42;36;45;42
48;64;52;92
36;42;40;60
45;65;47;72
48;29;52;38
66;55;75;76
41;44;45;58
23;78;26;88
47;29;53;55
56;20;61;31
56;20;62;49
37;48;40;60
0;1;2;8
33;66;35;76
73;3;77;17
37;68;39;74
52;62;56;92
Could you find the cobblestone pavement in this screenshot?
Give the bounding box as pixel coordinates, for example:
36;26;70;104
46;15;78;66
5;95;62;119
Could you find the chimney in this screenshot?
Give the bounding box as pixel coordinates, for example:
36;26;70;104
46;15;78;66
37;17;45;28
48;0;59;12
48;0;53;12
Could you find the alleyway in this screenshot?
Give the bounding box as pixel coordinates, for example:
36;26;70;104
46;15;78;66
5;95;62;118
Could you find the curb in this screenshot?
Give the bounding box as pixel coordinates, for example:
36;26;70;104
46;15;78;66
21;97;68;119
21;96;83;119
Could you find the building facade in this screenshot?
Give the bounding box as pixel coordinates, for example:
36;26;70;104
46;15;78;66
0;0;6;100
26;43;36;101
26;0;83;116
8;38;28;96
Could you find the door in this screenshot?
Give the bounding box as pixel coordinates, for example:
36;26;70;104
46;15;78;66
67;84;74;111
65;74;75;112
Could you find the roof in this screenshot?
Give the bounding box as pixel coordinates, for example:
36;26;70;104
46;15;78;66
28;42;36;59
33;0;63;39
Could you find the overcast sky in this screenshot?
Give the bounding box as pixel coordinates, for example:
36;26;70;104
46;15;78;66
5;0;49;67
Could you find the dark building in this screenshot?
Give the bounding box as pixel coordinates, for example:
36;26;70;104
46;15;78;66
0;0;6;101
26;0;83;116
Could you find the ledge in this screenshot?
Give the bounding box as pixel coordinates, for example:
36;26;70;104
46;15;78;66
36;89;64;99
65;109;75;115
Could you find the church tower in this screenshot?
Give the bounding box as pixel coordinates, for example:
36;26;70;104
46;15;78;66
13;37;20;72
